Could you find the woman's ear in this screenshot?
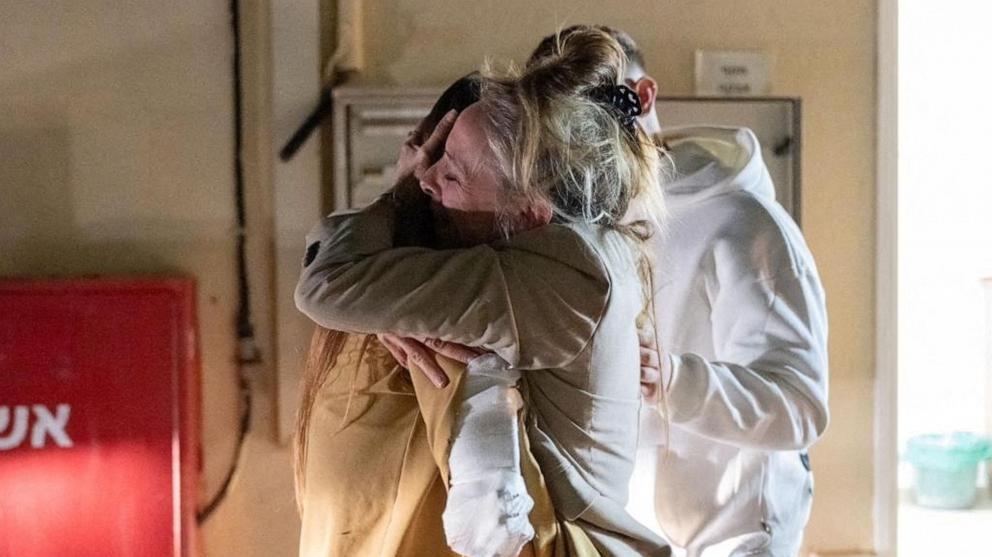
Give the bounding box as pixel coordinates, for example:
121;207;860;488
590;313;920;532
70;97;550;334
515;200;553;230
633;76;658;115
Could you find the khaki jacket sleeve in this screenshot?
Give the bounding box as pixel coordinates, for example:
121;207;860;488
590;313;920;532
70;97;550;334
294;198;611;370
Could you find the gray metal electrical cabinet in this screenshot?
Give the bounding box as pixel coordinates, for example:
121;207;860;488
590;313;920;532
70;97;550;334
331;87;801;224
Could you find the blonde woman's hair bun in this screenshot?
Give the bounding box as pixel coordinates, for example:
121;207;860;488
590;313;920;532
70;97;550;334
478;26;665;232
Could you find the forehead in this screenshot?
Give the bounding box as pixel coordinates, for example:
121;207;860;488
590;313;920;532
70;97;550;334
445;104;491;175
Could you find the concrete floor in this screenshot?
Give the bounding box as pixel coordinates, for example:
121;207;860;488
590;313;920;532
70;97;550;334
898;487;992;556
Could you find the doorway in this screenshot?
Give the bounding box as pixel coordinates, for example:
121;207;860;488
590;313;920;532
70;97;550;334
878;2;992;556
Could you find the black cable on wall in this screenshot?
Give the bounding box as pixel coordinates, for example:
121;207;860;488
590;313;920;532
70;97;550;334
197;0;256;524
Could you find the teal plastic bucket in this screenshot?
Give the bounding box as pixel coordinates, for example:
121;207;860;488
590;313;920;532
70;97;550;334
906;432;992;509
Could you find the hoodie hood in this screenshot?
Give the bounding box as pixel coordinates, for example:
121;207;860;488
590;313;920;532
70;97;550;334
658;126;775;210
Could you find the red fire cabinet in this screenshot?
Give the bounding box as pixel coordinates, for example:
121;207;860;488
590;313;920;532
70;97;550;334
0;278;200;557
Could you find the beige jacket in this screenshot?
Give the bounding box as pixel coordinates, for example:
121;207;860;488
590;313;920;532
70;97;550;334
296;197;669;556
297;333;601;557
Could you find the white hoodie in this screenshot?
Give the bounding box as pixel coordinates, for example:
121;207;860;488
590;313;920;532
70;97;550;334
628;126;829;557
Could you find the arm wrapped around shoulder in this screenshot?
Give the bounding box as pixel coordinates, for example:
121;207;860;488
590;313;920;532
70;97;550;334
295;206;611;370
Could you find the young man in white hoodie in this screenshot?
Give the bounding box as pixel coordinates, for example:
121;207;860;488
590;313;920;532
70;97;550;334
531;27;830;557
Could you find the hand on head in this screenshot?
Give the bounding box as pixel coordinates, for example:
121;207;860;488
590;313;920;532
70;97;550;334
394;109;459;200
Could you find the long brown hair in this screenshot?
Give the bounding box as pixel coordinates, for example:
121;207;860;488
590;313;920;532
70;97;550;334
293;327;349;510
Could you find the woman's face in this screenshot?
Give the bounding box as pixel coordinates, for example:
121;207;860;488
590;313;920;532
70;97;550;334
419;104;549;247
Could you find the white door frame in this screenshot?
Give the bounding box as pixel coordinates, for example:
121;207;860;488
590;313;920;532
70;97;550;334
874;0;899;555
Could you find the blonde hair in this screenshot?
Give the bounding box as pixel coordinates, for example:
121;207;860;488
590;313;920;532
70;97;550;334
487;27;673;432
479;26;666;236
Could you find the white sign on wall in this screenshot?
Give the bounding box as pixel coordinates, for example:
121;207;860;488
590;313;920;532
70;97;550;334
695;51;772;97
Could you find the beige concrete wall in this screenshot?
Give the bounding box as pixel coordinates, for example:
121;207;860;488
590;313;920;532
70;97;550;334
1;1;876;555
343;0;878;553
0;2;299;556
